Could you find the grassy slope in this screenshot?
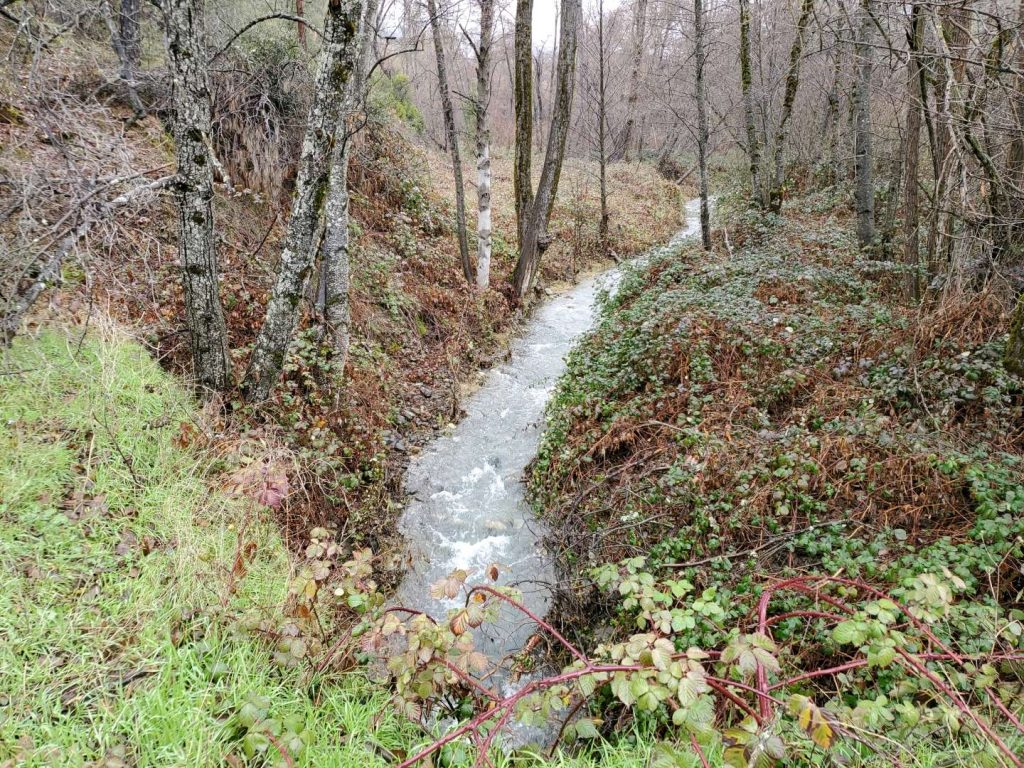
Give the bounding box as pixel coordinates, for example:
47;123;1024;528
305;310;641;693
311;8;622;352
0;327;418;766
530;189;1024;763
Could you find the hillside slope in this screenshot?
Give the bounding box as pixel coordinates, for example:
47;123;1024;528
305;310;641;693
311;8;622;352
530;190;1024;763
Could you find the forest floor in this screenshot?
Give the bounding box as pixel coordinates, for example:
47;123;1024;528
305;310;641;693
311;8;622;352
528;185;1024;765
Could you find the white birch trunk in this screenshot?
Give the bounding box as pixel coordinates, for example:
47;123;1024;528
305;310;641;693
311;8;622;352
475;0;495;290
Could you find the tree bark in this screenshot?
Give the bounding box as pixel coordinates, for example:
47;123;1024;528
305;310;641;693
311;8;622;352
102;0;145;117
1007;294;1024;374
320;0;377;370
242;0;365;403
163;0;231;394
767;0;814;214
616;0;648;161
597;0;609;248
513;0;535;249
295;0;307;49
852;0;876;247
902;2;924;298
426;0;473;284
512;0;582;298
694;0;711;250
120;0;142;68
739;0;763;207
475;0;495;290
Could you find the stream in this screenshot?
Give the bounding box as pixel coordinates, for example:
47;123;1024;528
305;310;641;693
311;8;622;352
395;198;704;663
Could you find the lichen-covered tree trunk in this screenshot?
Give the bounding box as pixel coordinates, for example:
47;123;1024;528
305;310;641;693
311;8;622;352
767;0;814;214
512;0;582;298
475;0;495;290
426;0;472;284
242;0;364;403
738;0;764;208
852;0;876;247
320;0;375;371
163;0;231;395
616;0;648;161
694;0;711;250
513;0;535;249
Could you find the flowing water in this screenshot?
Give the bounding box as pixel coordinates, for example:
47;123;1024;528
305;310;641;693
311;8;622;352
395;198;704;661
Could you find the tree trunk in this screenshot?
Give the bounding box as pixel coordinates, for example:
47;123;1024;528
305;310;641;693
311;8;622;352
120;0;141;69
102;0;145;117
767;0;814;214
821;28;844;186
242;0;365;403
426;0;473;284
902;2;924;298
616;0;648;161
320;0;378;370
514;0;535;249
296;0;307;49
512;0;582;298
597;0;609;248
475;0;495;290
1007;294;1024;374
738;0;762;207
852;0;876;247
163;0;231;394
694;0;711;250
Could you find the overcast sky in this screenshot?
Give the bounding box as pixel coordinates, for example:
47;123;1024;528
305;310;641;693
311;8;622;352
532;0;624;49
380;1;625;52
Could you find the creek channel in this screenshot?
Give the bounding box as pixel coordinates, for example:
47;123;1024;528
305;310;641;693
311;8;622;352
395;198;704;667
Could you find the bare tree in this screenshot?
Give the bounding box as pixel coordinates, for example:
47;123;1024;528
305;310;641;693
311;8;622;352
427;0;473;284
101;0;145;117
852;0;876;247
738;0;764;207
243;0;366;403
512;0;583;298
767;0;814;213
296;0;307;49
320;0;379;371
902;1;924;297
693;0;711;249
616;0;648;161
597;0;609;248
163;0;231;394
473;0;496;289
513;0;534;248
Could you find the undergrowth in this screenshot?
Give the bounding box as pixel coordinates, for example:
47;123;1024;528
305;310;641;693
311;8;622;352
522;191;1024;763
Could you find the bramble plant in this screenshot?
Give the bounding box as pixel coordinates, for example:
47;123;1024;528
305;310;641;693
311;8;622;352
366;564;1024;768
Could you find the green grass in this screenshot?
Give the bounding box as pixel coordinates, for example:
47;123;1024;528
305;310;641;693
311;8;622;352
0;327;410;766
